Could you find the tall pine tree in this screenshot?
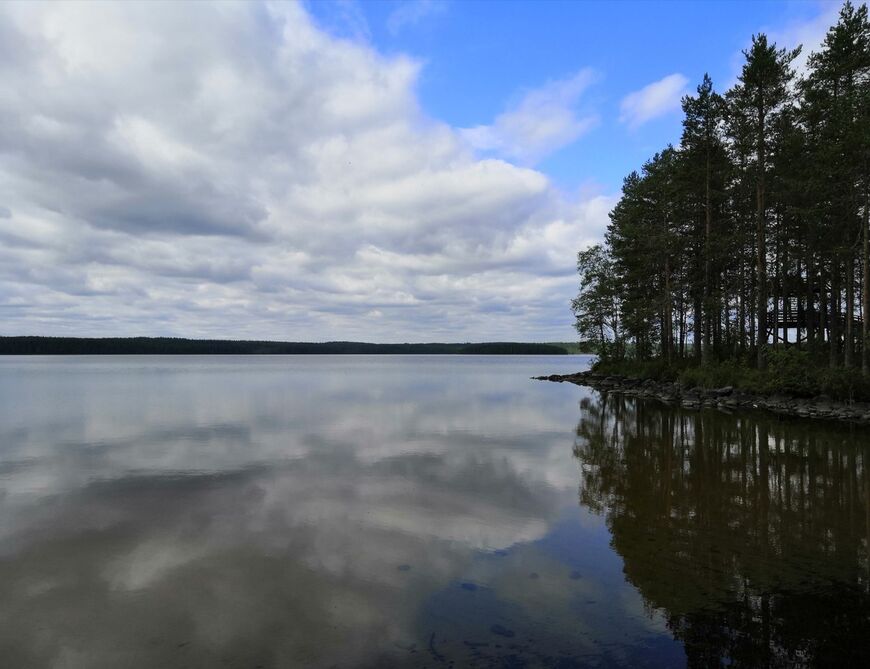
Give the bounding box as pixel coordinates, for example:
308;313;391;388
727;35;799;369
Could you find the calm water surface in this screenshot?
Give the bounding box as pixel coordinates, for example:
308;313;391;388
0;355;867;668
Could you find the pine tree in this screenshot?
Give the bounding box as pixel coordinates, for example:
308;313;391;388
727;35;800;370
803;1;870;368
574;2;870;388
680;74;730;362
572;245;622;358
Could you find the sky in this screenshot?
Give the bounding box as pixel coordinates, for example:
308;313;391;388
0;0;846;342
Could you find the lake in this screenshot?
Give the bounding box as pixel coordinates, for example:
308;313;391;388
0;355;867;668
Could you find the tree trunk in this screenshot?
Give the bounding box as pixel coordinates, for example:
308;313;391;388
664;255;672;364
756;102;768;370
782;238;789;345
821;274;829;349
703;152;712;363
863;191;869;375
773;238;781;346
830;260;841;368
756;165;767;370
739;262;747;353
805;252;815;349
845;252;854;368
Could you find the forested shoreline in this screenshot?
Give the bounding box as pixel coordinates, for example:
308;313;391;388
573;2;870;395
0;337;569;356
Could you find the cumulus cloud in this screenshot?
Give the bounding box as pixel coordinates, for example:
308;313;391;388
619;73;689;129
462;69;600;165
386;0;447;36
0;1;608;341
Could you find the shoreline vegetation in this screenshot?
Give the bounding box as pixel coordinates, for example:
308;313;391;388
0;336;580;356
535;369;870;426
570;3;870;412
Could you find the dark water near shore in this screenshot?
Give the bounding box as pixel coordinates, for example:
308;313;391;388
0;355;867;668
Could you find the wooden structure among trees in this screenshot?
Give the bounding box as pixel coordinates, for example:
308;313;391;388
769;290;863;343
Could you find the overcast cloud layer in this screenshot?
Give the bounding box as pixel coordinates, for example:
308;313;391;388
0;1;611;342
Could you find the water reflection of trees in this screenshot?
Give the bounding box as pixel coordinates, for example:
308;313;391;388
574;395;870;667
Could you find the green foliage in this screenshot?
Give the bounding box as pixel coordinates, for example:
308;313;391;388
594;348;870;402
548;341;597;354
591;357;684;382
572;244;622;358
575;2;870;376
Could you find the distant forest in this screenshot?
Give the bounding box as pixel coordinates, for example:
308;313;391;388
574;2;870;375
0;337;570;356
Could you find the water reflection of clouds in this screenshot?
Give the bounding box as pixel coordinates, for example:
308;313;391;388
0;356;682;667
0;456;563;666
0;357;590;498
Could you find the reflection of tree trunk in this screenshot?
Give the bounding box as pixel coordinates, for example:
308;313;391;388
759;424;769;541
849;448;857;542
570;394;870;665
759;421;770;669
865;459;869;593
664;413;673;515
784;434;792;525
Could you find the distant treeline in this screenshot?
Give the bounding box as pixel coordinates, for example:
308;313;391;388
0;337;570;356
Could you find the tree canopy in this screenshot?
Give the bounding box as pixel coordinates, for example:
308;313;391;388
575;1;870;375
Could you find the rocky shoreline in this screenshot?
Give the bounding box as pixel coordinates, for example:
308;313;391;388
534;371;870;426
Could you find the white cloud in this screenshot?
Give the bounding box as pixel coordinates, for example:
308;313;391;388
461;69;600;165
386;0;447;36
767;1;842;75
619;73;689;129
311;0;372;42
0;1;609;342
724;2;844;88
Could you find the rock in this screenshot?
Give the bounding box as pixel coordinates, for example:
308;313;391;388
534;372;867;425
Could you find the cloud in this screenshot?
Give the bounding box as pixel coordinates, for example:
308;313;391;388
767;1;842;76
619;73;689;129
723;3;842;89
310;0;372;42
0;1;609;341
461;69;600;165
386;0;447;36
0;357;604;665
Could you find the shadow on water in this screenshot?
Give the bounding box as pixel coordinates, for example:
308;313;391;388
574;393;870;668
